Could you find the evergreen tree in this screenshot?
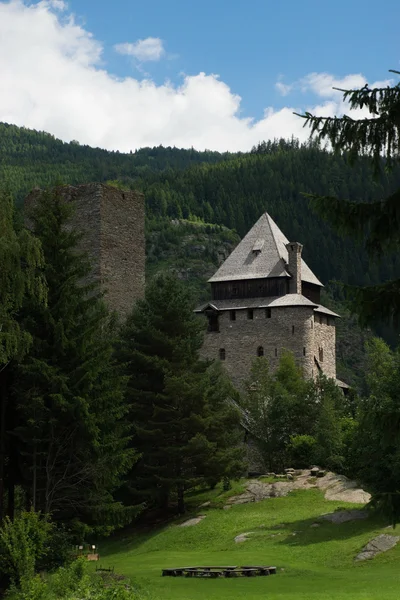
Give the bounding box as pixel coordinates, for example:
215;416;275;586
297;71;400;324
14;189;137;533
0;188;45;519
350;338;400;524
118;273;244;514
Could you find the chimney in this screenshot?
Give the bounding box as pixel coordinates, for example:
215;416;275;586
286;242;303;295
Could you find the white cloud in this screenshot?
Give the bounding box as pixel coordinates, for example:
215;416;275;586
0;1;385;153
275;81;293;97
115;37;165;62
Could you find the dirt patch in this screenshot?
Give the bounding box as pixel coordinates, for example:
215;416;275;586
224;470;370;508
179;515;206;527
355;534;400;561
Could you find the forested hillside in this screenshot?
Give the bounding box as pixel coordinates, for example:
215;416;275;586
2;123;400;291
1;121;397;386
0;122;233;202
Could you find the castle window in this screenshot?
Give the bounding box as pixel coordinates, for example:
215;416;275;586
207;314;219;332
292;325;295;335
319;315;323;325
266;308;272;319
219;348;226;361
303;347;306;356
247;308;254;320
319;347;324;362
230;310;236;321
257;346;264;357
275;348;278;357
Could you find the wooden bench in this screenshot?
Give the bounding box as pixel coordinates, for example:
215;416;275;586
162;565;277;578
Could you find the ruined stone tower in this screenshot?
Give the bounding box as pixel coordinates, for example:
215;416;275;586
196;212;347;389
25;183;145;319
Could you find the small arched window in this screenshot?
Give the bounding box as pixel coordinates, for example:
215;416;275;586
319;347;324;362
257;346;264;357
219;348;226;361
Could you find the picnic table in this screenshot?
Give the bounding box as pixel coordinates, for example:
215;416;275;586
162;565;276;578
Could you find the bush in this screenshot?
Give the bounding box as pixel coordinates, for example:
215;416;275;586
48;558;88;598
36;525;74;573
0;510;52;586
289;435;317;468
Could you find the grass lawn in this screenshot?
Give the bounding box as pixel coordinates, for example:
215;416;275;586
98;486;400;599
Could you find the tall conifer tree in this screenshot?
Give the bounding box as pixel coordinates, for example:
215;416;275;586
14;189;137;533
297;71;400;324
118;273;244;514
0;188;45;519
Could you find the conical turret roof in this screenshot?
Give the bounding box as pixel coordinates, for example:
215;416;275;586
208;212;323;287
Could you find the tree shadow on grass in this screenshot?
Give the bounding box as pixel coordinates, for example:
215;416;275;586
276;510;391;547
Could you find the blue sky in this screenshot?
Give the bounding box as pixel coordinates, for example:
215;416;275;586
66;0;399;118
0;0;398;151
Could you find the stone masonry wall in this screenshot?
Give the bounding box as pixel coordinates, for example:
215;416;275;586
200;306;315;388
24;183;145;319
100;186;145;319
313;315;336;379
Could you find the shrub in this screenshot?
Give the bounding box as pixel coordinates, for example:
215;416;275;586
289;435;317;468
0;510;52;586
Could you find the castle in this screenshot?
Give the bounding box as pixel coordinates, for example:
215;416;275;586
24;183;145;319
196;212;347;390
23;187;346;391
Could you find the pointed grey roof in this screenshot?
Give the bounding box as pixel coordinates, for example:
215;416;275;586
208;213;323;287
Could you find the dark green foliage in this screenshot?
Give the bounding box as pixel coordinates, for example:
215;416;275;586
12;189;137;533
288;435;317;469
298;72;400;325
241;353;352;472
348;338;400;524
118;273;245;514
0;188;46;520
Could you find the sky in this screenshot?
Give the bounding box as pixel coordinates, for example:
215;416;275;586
0;0;398;152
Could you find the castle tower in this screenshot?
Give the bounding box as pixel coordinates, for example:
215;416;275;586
196;213;345;389
24;183;145;319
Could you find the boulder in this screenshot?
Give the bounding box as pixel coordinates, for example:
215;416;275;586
322;509;368;524
355;534;400;561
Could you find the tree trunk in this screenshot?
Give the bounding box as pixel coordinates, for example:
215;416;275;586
177;483;185;515
0;367;8;521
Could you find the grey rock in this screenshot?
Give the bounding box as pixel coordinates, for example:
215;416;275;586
322;509;368;524
234;532;254;543
355;534;400;561
179;515;206;527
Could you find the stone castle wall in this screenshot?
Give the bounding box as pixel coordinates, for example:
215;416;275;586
99;186;145;318
200;306;316;388
313;315;336;379
24;183;145;319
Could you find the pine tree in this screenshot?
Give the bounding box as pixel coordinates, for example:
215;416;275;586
350;338;400;524
297;71;400;324
14;189;137;533
118;273;244;514
0;188;46;519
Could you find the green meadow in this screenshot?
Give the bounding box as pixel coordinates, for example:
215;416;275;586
99;485;400;600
